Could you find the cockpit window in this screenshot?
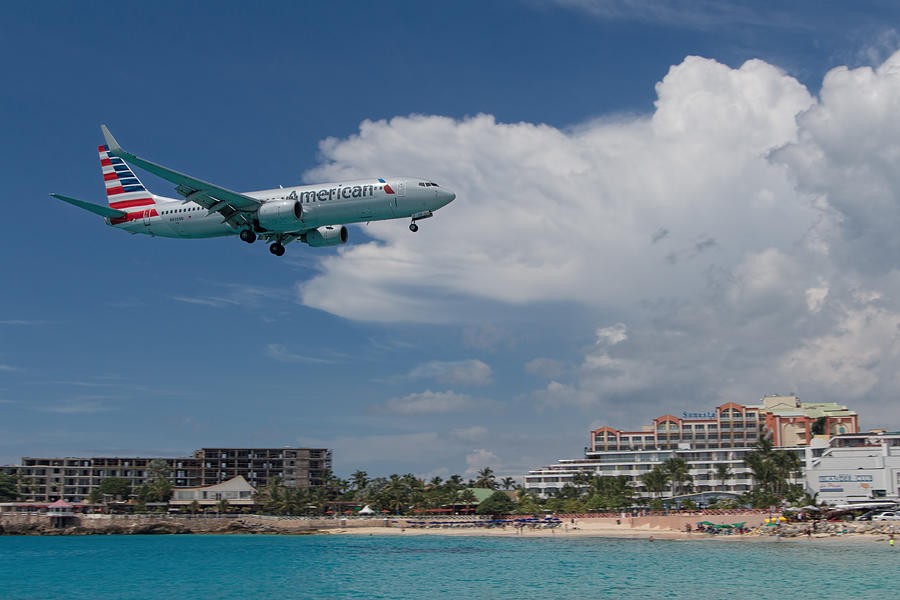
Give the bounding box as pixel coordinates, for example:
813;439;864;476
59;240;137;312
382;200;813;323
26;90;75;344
419;182;440;187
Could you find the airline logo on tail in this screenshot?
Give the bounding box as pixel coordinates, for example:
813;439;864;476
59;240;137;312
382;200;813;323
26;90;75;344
98;145;158;225
98;145;155;209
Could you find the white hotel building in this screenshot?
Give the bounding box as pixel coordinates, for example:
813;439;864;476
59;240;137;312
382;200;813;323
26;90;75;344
805;432;900;505
524;396;857;499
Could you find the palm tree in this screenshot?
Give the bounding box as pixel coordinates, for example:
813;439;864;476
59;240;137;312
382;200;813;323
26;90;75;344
446;474;464;491
383;475;406;514
350;470;369;493
570;472;592;491
714;463;732;492
474;467;496;489
458;488;478;512
500;477;516;490
754;435;775;456
744;451;778;494
770;451;802;496
640;467;669;500
588;475;634;508
662;457;692;497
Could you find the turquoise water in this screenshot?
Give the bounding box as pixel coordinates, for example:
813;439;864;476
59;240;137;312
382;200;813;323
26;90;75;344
1;534;896;599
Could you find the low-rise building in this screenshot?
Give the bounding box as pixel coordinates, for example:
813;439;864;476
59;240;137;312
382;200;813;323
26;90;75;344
805;432;900;505
170;475;257;508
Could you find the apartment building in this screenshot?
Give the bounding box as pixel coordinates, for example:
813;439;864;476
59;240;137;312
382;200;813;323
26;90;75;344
12;446;331;503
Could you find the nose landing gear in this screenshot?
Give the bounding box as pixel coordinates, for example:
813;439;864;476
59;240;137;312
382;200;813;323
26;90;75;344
409;210;433;233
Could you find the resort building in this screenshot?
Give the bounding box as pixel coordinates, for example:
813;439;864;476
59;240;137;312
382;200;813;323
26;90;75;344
11;446;331;503
804;432;900;505
170;475;257;509
524;395;857;500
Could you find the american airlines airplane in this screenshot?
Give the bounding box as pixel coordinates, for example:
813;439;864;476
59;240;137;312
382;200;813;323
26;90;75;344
52;126;455;256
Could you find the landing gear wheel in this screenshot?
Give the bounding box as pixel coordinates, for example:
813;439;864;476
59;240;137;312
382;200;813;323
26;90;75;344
240;229;257;244
269;242;285;256
409;223;419;232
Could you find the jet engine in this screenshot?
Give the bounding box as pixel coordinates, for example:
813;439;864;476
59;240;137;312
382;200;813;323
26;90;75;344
257;199;302;231
304;225;348;247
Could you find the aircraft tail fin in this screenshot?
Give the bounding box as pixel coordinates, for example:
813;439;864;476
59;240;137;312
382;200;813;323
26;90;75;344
98;143;156;210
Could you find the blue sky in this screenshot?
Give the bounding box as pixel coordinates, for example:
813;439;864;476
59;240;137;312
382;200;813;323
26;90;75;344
4;1;900;479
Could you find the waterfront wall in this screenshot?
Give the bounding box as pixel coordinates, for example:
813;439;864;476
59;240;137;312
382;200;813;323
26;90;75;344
0;513;393;535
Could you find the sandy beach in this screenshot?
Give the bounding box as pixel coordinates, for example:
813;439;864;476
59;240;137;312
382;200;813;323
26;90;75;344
324;518;891;543
327;526;890;544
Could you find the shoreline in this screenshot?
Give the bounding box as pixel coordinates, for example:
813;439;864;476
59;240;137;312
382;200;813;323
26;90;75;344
324;525;888;544
3;513;895;544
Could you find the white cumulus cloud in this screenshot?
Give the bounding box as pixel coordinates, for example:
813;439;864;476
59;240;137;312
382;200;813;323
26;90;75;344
296;50;900;432
397;359;494;386
298;55;814;323
373;390;490;415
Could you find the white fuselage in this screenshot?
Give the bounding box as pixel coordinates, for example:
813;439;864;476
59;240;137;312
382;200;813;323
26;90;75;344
110;177;453;238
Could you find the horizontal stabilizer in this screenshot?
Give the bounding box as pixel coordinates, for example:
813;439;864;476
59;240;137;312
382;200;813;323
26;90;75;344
51;193;127;218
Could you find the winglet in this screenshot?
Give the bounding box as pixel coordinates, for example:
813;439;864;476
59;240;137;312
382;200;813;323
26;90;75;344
101;124;123;154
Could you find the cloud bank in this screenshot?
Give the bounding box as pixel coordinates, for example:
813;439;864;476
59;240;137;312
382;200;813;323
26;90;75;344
298;50;900;429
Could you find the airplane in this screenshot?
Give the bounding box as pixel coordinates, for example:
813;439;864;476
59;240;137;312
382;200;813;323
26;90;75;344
51;126;455;256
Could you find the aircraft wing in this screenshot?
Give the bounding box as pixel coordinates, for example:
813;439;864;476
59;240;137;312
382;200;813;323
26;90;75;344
101;125;261;229
51;193;127;218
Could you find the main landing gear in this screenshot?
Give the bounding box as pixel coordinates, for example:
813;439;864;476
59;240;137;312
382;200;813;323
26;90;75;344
269;242;285;256
240;229;257;244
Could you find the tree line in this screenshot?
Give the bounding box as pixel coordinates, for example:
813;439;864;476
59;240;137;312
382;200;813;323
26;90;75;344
258;467;520;515
0;438;812;513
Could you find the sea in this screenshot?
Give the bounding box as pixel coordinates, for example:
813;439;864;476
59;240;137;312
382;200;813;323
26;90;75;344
1;534;896;599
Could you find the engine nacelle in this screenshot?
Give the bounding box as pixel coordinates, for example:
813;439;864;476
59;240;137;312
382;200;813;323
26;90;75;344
303;225;348;247
257;199;302;231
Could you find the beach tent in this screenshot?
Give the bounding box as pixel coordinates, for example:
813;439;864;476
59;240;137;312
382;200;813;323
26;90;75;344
358;505;376;515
